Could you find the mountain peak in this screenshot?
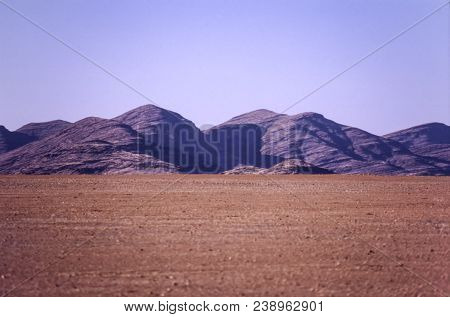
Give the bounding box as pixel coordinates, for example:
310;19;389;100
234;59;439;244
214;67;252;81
235;108;280;118
117;104;180;117
385;122;448;135
218;109;285;127
75;117;106;125
248;109;279;115
293;112;325;120
114;104;194;131
385;122;449;140
18;119;70;127
129;104;162;113
384;121;450;153
17;120;72;140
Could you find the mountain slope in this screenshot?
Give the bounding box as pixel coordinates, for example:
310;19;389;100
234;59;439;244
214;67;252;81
17;120;72;141
0;105;448;175
214;110;449;175
115;104;218;173
0;117;177;174
384;123;450;162
205;123;282;172
0;126;35;154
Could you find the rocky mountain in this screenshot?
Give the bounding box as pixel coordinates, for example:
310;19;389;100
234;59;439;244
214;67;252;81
290;116;448;175
211;111;449;175
114;104;213;173
384;123;450;162
222;165;265;175
0;105;448;175
0;117;177;174
16;120;72;141
263;159;332;174
0;126;35;154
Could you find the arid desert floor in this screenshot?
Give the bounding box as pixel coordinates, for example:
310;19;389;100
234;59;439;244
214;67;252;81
0;175;448;296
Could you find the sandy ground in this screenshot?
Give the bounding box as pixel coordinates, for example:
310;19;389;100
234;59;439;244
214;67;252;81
0;175;448;297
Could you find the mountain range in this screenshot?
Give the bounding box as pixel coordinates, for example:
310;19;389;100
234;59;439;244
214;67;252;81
0;104;449;175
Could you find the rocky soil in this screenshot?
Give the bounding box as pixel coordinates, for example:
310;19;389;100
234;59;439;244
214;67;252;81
0;175;448;296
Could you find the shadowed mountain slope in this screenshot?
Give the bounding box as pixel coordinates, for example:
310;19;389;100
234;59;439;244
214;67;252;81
114;104;215;172
205;123;283;172
384;123;450;162
0;126;35;154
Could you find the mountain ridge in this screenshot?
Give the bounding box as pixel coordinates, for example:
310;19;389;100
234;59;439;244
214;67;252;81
17;120;73;141
0;105;448;175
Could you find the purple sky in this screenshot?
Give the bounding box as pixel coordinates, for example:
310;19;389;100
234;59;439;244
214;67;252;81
0;0;448;135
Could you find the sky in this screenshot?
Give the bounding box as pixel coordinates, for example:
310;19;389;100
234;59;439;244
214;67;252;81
0;0;448;135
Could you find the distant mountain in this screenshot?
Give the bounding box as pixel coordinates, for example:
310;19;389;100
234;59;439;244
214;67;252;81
210;110;449;175
214;109;287;128
0;117;176;174
0;105;448;175
114;104;212;172
0;126;35;154
17;120;72;141
384;123;450;162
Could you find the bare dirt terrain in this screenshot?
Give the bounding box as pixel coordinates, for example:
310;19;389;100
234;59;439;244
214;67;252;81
0;175;448;296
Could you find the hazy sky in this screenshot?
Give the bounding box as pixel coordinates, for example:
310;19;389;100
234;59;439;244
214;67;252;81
0;0;448;134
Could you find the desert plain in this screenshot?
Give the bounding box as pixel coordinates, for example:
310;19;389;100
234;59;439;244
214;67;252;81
0;174;448;296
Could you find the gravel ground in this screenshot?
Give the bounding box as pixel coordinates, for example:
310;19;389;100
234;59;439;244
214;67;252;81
0;175;448;296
